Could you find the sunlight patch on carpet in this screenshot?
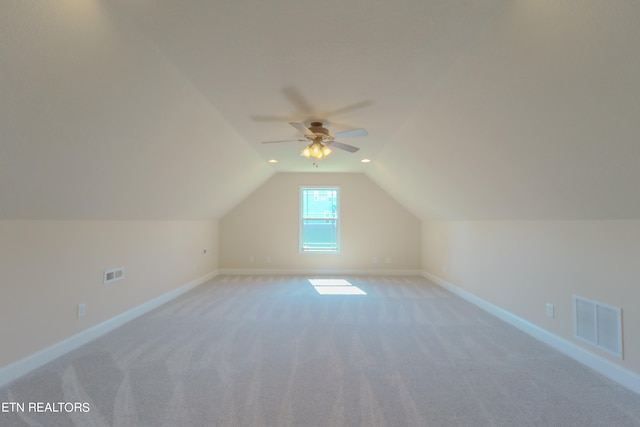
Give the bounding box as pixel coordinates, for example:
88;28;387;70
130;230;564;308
309;279;366;295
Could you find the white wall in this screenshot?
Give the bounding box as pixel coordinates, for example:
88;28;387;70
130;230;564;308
422;220;640;376
219;173;421;272
0;220;218;370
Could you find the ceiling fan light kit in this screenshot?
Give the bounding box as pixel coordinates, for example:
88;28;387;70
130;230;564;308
302;141;332;159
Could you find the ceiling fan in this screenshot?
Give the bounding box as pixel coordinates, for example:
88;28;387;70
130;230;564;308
262;122;367;160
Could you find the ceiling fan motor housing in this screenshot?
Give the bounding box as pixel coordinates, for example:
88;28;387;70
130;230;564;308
308;122;333;141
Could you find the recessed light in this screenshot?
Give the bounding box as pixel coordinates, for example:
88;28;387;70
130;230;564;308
268;159;278;163
361;158;371;163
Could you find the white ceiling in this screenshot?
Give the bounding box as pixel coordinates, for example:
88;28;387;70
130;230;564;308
1;0;639;220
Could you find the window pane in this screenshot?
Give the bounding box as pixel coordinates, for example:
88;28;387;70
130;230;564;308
303;189;337;218
302;219;337;250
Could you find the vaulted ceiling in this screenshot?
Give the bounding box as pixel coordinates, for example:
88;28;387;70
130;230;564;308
1;0;639;220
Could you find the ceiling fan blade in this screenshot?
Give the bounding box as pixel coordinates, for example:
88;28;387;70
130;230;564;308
329;141;360;153
251;114;295;122
289;122;315;138
324;100;372;117
282;87;314;114
332;128;368;139
261;139;306;144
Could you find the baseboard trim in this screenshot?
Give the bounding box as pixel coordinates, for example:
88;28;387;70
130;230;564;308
0;270;218;389
422;271;640;395
218;268;422;276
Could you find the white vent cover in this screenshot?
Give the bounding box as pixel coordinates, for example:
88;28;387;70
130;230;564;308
104;267;125;285
573;295;623;359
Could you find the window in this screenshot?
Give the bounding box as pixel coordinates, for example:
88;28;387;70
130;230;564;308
300;187;340;253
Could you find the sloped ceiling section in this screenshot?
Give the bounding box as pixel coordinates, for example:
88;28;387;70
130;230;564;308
0;1;272;219
2;0;639;221
102;0;509;174
368;0;640;220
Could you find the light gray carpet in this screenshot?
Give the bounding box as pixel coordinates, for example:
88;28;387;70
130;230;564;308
1;275;639;426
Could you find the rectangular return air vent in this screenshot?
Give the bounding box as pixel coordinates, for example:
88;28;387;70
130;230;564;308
573;295;623;359
104;267;125;285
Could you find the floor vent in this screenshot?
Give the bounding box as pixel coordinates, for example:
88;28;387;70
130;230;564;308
104;267;125;285
573;295;623;359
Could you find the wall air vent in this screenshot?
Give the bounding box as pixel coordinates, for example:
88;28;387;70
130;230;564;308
104;267;125;285
573;295;623;359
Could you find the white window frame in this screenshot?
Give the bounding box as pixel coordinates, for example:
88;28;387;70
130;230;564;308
299;186;340;253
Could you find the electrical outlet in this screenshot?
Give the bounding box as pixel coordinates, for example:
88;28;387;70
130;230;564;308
546;303;554;318
77;303;86;318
